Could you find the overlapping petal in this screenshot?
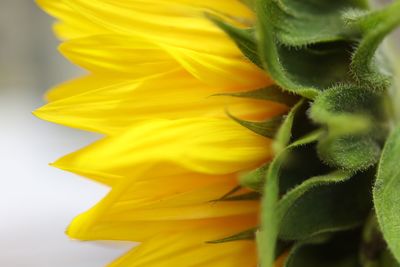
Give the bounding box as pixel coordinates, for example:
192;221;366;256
161;44;268;87
52;118;272;182
37;0;107;39
38;0;269;88
44;74;120;102
36;0;282;266
35;71;285;135
58;33;268;87
107;230;257;267
61;0;252;50
59;35;181;77
67;165;258;241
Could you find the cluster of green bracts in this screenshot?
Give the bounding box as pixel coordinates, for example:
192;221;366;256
212;0;400;266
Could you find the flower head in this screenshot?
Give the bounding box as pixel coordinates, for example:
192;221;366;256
36;0;287;266
36;0;400;266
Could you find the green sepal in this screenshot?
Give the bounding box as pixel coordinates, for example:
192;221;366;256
277;170;351;238
213;186;260;202
213;185;241;201
278;142;332;196
239;163;269;192
214;85;299;106
264;0;365;47
207;228;256;244
374;125;400;264
270;0;365;47
274;99;307;153
219;191;260;201
310;85;375;135
255;1;357;99
258;131;322;267
349;1;400;89
278;169;372;240
316;135;381;172
207;15;262;67
310;84;387;171
227;111;283;138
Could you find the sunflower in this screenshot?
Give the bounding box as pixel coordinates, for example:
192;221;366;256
36;0;400;266
35;1;289;266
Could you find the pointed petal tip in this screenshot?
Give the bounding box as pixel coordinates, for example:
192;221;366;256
50;157;81;175
66;211;94;241
50;157;78;175
50;159;66;170
31;108;42;119
32;106;55;122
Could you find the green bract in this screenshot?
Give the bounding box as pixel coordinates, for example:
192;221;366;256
211;0;400;266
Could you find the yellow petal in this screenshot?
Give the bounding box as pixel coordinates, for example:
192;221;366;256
52;118;272;179
67;167;258;241
59;35;181;77
163;44;269;87
37;0;107;39
128;0;254;19
107;180;258;221
58;33;268;87
35;72;285;135
36;1;277;266
69;215;256;242
39;0;267;87
108;230;257;267
63;0;246;54
44;74;120;102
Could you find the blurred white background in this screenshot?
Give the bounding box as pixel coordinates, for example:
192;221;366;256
0;1;131;266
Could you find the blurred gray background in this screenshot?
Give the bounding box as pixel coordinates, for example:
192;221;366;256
0;1;398;267
0;1;130;266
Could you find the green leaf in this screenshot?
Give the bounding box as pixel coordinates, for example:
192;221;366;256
207;228;256;244
374;125;400;263
207;15;262;67
214;85;299;106
227;112;283;138
258;131;322;267
350;0;400;89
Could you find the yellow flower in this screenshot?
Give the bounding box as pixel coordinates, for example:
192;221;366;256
36;0;288;266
